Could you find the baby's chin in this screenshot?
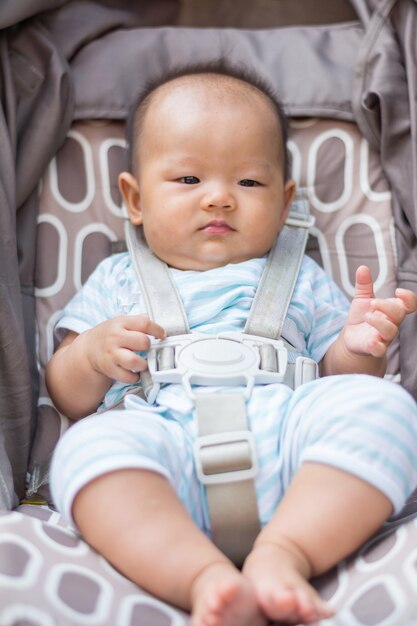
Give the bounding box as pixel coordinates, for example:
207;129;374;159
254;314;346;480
158;240;274;271
166;254;264;271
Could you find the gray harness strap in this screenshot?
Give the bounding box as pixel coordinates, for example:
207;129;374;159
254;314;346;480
124;193;313;565
194;393;259;567
125;222;189;335
245;194;312;339
245;194;317;389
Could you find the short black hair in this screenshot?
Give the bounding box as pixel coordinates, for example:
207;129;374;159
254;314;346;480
126;59;291;181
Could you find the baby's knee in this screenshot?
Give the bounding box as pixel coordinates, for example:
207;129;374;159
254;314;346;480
294;374;417;446
49;410;182;522
289;377;417;513
351;375;417;418
315;374;415;415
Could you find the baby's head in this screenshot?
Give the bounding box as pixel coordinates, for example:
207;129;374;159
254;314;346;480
119;60;295;270
126;61;291;183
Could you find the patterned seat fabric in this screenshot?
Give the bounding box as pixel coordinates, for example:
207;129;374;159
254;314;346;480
2;501;417;625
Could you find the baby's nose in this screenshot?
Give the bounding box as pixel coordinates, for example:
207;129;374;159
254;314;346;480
202;185;235;210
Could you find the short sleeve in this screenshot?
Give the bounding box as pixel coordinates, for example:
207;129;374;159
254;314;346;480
287;257;350;363
54;254;131;343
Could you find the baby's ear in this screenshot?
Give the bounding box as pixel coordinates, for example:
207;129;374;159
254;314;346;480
280;179;296;225
118;172;142;224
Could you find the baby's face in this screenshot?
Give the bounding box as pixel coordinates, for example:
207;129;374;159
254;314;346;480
125;78;295;270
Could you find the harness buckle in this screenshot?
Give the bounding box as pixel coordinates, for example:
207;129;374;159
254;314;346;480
294;356;319;387
194;430;258;485
145;332;289;401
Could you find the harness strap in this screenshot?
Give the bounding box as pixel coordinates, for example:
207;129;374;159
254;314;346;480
245;193;312;339
194;393;260;567
125;221;189;335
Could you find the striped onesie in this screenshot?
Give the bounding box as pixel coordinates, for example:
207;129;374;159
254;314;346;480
50;253;417;533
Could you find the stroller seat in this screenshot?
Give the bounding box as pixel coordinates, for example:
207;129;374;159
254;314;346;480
2;114;417;625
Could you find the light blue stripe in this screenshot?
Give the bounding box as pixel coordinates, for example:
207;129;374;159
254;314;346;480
302;436;412;492
305;412;417;467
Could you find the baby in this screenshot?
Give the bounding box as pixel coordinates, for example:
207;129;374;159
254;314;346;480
47;61;417;626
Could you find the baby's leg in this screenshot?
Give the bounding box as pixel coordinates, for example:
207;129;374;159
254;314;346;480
74;469;266;626
51;409;265;625
243;463;392;623
244;374;417;624
243;462;392;624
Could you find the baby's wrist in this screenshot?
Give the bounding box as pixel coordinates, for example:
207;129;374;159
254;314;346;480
78;329;106;378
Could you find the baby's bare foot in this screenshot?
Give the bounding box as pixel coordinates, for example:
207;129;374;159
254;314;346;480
191;562;266;626
243;543;334;624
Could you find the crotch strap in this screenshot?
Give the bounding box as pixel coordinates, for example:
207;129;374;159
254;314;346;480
194;392;260;567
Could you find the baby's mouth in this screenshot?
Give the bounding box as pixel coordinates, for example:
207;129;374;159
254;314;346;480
199;220;235;234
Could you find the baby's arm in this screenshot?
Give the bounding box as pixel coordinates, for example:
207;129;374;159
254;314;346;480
321;265;417;377
45;315;166;420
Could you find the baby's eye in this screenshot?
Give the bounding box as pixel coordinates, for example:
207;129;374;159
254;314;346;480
239;179;260;187
178;176;200;184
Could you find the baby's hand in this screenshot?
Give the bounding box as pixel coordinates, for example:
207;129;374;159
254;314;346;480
343;266;417;358
85;315;166;383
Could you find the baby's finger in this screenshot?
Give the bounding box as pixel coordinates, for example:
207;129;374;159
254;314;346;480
367;340;388;359
141;317;167;340
370;297;406;325
117;348;148;377
364;310;398;343
395;288;417;314
354;265;374;300
126;315;167;339
111;365;140;384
